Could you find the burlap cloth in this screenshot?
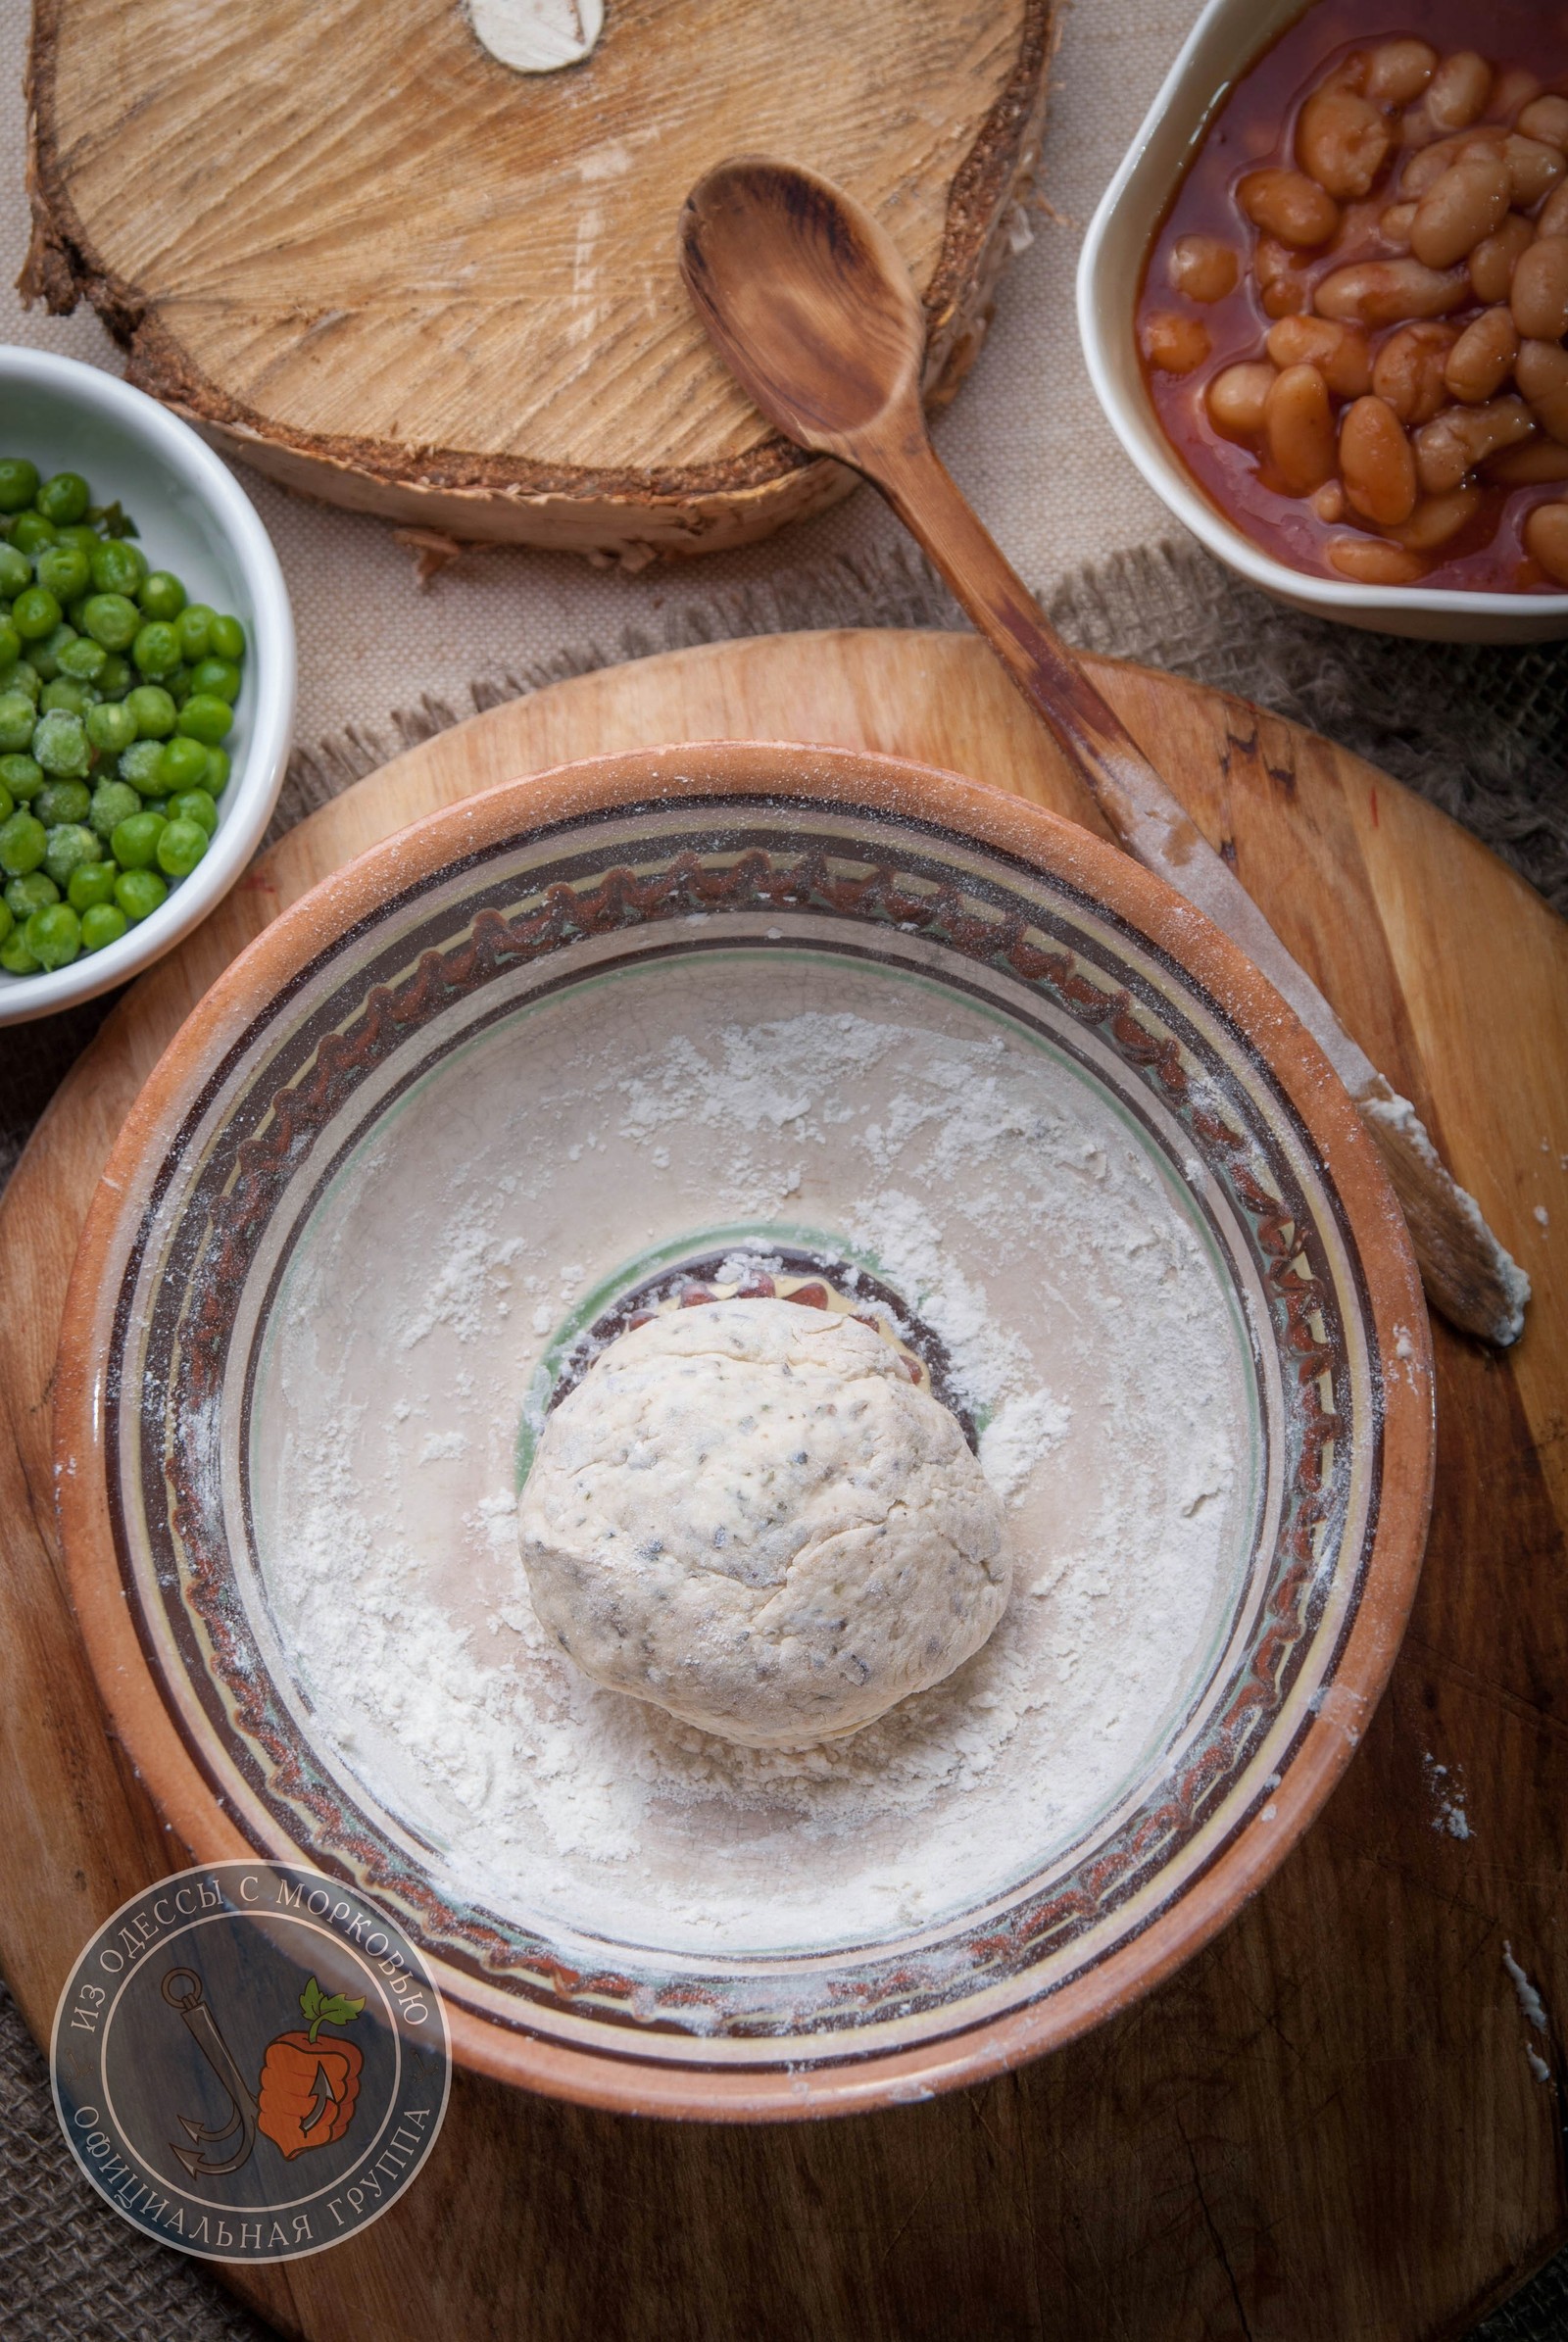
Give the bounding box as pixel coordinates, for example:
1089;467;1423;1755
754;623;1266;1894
3;0;1568;2334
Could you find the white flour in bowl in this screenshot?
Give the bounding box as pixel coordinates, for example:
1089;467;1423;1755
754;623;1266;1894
253;952;1254;1957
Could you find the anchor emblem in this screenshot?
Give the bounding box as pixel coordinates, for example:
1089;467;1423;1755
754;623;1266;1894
161;1967;366;2178
161;1968;259;2177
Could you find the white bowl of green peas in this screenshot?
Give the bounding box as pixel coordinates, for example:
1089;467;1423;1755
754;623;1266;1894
0;348;295;1025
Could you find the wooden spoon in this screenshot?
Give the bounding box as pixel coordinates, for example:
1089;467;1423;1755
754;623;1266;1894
678;156;1529;1347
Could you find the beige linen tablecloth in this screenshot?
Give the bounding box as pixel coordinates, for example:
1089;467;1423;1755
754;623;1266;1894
3;5;1568;2338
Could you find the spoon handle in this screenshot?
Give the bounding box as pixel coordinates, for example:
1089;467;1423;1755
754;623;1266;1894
865;427;1528;1346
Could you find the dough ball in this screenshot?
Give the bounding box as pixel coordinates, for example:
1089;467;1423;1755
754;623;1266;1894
517;1296;1009;1749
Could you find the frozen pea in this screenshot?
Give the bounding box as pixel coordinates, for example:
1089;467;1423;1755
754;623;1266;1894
176;694;233;746
35;544;90;604
110;810;166;869
25;901;80;968
167;787;218;836
32;711;90;779
42;822;101;888
82;592;141;653
0;460;38;514
86;701;137;756
0;691;36;752
11;586;61;643
40;676;92;716
0;809;47;875
28;625;76;682
95;655;132;700
186;657;241;704
69;855;120;910
89;540;145;596
119;740;168;797
156;816;208;878
9;512;56;558
79;902;127;952
158;735;211;792
131;620;180;679
125;683;176;739
0;620;19;671
114;867;167;923
137;570;186;622
36;471;90;526
0;545;27;598
209;614;246;662
56;634;107;684
175;605;216;662
6;870;58;918
32;778;91;828
0;756;42;801
202;746;231;796
0;927;39;975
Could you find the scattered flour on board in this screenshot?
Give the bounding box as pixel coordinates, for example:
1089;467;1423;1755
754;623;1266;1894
258;977;1252;1957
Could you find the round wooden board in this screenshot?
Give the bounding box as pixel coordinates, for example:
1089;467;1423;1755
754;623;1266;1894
24;0;1051;558
2;628;1566;2342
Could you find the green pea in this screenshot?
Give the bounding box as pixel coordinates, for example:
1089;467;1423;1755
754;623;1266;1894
115;867;166;923
29;625;76;683
176;693;234;747
131;623;180;681
35;781;91;831
35;472;90;527
0;756;42;801
110;810;166;869
209;614;246;662
0;620;19;672
201;745;231;796
12;586;61;643
0;926;39;974
95;654;132;700
7;663;39;706
175;604;216;663
0;544;30;598
40;675;92;716
88;778;139;840
0;779;10;825
168;787;218;836
136;570;186;622
140;797;168;817
156;816;208;877
124;683;176;739
167;665;191;707
25;901;80;968
161;736;215;794
69;855;120;909
0;460;39;514
35;545;90;604
57;524;102;556
6;870;58;918
79;902;127;952
42;821;101;888
0;899;11;946
86;701;137;755
89;539;145;596
0;692;36;753
55;635;107;684
119;740;168;796
8;512;55;557
32;712;90;779
0;808;46;875
82;592;142;653
185;656;242;705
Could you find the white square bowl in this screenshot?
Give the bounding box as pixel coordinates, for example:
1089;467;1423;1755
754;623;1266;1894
1075;0;1568;644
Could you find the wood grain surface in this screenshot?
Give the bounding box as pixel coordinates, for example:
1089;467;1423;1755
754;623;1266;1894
2;628;1565;2341
23;0;1051;555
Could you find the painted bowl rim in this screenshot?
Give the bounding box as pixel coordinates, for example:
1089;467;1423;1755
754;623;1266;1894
53;740;1435;2120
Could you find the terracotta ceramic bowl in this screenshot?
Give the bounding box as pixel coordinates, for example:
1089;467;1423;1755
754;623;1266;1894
55;743;1434;2120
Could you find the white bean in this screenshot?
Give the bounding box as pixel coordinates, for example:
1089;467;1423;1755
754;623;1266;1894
1265;365;1338;494
1373;322;1461;424
1426;53;1493;134
1516;339;1568;443
1365;40;1436;109
1326;537;1428;584
1414;397;1535;492
1387;486;1480;550
1298;85;1392;200
1517;97;1568;154
1240;170;1341;248
1264;315;1373;397
1206;364;1276;440
1511;238;1568;340
1168;235;1240;303
1314;259;1469;325
1410;154;1510;268
1339;396;1418;524
1469;213;1535;304
1524;502;1568;584
1444;307;1519;404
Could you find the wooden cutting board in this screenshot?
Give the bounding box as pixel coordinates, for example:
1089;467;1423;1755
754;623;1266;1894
2;628;1566;2342
24;0;1050;559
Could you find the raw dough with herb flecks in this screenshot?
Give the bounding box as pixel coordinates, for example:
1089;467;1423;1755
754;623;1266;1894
517;1297;1009;1748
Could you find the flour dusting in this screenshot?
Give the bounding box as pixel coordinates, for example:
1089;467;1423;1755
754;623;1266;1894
254;959;1253;1956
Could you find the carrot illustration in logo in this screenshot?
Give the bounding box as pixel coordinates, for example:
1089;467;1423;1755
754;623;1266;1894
256;1976;366;2159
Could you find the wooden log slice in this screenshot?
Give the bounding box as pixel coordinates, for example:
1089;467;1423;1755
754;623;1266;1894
23;0;1053;561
